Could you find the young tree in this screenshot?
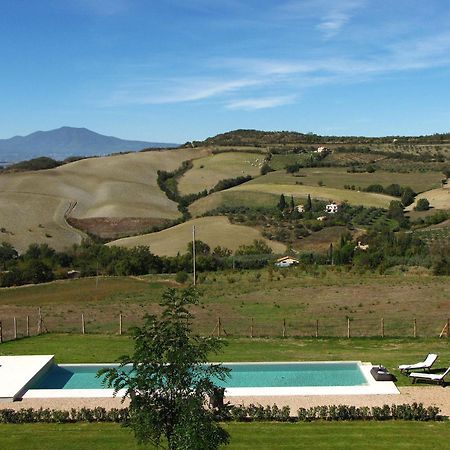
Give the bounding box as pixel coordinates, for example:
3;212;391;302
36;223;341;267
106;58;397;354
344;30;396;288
277;193;286;211
99;287;230;450
305;194;312;212
290;195;295;211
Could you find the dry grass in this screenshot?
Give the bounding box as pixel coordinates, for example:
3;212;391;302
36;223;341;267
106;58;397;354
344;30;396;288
107;216;286;256
0;271;448;340
0;148;209;251
406;185;450;211
178;152;262;195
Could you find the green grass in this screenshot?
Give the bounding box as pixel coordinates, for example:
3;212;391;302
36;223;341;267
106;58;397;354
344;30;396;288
2;334;450;385
230;182;395;208
178;152;262;195
0;422;449;449
256;168;443;193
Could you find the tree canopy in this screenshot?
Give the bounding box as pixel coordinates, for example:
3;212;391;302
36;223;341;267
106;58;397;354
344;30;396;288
99;287;230;450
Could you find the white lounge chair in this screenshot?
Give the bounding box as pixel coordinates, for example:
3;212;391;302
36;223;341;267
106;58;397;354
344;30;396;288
409;367;450;386
398;354;438;373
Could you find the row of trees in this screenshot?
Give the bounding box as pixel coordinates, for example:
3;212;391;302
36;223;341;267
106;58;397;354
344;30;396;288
0;238;275;287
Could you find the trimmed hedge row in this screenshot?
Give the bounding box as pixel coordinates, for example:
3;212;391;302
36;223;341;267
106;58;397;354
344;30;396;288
0;403;442;424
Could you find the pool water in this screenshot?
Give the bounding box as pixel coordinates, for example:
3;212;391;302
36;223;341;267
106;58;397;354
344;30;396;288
30;362;367;390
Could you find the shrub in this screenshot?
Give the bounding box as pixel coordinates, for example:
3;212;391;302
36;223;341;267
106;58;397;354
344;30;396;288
414;198;430;211
175;271;189;283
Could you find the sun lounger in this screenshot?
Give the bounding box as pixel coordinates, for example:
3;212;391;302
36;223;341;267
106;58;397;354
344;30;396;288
398;353;438;372
409;367;450;386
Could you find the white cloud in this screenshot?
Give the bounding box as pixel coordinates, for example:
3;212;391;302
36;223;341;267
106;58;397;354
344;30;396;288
277;0;366;37
226;95;295;110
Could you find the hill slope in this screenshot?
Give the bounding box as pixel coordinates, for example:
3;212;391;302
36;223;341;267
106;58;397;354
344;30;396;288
0;147;209;252
0;126;178;163
107;216;286;256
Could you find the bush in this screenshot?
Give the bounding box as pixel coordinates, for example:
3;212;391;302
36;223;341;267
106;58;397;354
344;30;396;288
414;198;430;211
175;271;189;283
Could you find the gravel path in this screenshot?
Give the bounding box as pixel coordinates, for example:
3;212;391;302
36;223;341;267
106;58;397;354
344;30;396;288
2;387;449;416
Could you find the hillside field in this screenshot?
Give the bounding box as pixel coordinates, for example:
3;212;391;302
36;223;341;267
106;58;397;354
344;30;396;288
108;216;286;256
0;148;209;251
230;183;395;208
178;152;262;195
257;168;443;193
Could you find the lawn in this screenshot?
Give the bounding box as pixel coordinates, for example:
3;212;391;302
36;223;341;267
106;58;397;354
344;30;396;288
2;334;450;384
0;421;448;449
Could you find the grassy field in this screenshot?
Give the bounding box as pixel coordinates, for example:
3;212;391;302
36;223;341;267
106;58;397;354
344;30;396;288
406;185;450;211
0;148;209;252
230;182;395;208
256;168;443;193
107;216;286;256
0;422;449;449
0;271;448;339
2;334;450;384
189;190;282;216
178;152;262;195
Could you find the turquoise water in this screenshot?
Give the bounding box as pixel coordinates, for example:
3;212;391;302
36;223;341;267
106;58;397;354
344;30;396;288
30;362;367;390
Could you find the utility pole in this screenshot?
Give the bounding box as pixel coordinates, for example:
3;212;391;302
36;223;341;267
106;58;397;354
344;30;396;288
192;225;196;286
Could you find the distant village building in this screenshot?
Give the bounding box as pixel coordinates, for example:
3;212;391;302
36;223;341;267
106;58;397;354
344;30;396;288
325;202;339;213
296;205;305;213
317;216;327;221
275;256;299;268
316;146;330;154
67;270;81;279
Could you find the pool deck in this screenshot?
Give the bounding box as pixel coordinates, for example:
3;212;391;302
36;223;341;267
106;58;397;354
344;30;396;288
2;387;450;416
0;355;54;402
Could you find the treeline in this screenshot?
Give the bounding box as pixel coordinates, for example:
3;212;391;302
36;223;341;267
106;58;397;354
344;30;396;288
361;184;416;206
0;239;275;287
0;156;87;172
192;129;450;147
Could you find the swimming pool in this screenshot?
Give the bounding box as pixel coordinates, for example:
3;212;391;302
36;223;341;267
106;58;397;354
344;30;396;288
30;362;367;390
23;361;400;398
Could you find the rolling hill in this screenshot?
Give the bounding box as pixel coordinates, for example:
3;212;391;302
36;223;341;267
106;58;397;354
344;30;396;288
107;216;286;256
0;126;178;163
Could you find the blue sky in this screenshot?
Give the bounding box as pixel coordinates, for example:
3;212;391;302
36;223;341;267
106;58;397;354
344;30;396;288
1;0;450;142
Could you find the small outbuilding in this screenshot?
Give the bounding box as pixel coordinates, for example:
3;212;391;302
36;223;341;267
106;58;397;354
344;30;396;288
275;256;300;268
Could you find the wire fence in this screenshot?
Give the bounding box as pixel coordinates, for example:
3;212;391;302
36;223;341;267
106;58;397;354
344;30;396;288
0;311;449;343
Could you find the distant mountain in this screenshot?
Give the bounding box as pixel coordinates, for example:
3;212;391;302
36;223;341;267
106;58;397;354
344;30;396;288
0;126;179;163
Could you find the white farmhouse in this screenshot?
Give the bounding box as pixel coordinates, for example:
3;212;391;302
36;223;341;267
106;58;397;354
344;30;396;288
325;202;339;213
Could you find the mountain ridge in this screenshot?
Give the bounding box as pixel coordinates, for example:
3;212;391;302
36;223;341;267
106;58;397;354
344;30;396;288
0;126;179;163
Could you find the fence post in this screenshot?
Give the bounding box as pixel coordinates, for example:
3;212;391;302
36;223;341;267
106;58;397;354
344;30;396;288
282;319;286;338
81;313;85;335
413;318;417;338
381;318;384;338
119;314;123;335
316;319;319;338
37;307;42;335
347;318;351;338
0;321;2;343
13;317;17;340
26;315;30;337
250;318;254;338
